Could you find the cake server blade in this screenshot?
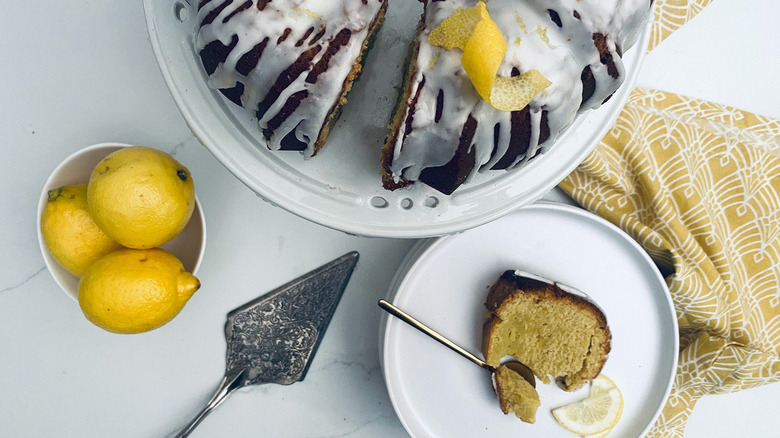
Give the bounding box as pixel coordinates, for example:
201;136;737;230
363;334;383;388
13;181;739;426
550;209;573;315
171;251;359;437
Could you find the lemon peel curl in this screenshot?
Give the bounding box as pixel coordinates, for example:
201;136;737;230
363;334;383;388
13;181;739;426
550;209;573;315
428;1;551;112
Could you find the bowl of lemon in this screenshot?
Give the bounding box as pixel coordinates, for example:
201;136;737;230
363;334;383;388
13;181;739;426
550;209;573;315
37;143;206;334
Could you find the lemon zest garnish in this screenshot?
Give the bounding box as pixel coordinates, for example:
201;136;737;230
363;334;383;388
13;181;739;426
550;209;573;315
428;1;550;111
491;71;551;112
515;13;528;33
461;17;506;102
537;26;555;49
293;7;320;19
426;49;442;71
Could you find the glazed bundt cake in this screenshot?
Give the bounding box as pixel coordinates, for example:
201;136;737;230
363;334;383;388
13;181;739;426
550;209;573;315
483;270;611;391
382;0;653;194
195;0;387;157
493;364;540;423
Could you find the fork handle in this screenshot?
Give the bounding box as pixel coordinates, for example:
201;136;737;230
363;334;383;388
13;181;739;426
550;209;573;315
378;299;492;371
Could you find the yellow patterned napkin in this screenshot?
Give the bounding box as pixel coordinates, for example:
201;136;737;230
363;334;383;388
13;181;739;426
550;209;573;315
647;0;715;51
559;2;780;434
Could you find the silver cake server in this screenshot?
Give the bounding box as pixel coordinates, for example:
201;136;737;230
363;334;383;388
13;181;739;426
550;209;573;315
172;251;359;438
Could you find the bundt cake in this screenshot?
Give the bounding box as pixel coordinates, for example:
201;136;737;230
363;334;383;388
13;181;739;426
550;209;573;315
195;0;387;157
493;364;540;423
381;0;653;194
483;270;611;391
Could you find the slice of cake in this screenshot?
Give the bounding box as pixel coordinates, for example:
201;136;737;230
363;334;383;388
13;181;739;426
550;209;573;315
483;270;611;391
381;0;653;194
493;364;541;423
195;0;387;157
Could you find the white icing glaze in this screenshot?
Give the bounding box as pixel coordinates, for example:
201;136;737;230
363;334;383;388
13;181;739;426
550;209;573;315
388;0;652;188
196;0;385;156
511;269;606;315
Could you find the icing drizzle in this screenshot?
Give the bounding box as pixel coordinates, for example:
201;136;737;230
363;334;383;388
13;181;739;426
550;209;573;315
388;0;652;192
196;0;385;156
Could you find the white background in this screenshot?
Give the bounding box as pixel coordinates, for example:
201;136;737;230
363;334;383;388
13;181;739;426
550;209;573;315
1;0;778;437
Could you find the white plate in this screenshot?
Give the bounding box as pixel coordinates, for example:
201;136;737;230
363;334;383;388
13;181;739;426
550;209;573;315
144;2;651;238
381;203;678;437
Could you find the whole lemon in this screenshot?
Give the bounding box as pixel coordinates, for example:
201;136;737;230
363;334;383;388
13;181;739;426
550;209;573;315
87;146;195;249
78;248;200;334
40;184;122;276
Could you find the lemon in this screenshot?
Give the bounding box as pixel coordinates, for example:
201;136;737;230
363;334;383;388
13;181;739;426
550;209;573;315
40;184;122;277
428;1;551;111
78;248;200;334
87;146;195;249
552;375;624;436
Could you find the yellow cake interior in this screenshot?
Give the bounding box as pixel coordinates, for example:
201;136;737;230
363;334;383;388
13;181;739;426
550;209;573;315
483;271;611;391
493;364;540;423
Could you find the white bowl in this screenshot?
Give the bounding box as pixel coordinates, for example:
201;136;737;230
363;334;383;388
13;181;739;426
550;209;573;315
37;142;207;301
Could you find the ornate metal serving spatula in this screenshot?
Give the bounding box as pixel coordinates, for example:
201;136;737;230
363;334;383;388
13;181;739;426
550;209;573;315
172;251;359;437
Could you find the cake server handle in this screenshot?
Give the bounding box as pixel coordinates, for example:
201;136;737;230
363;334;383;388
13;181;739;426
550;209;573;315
378;299;492;371
171;368;249;438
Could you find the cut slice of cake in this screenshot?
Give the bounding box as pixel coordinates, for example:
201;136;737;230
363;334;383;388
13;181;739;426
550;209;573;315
483;270;611;391
493;364;541;423
195;0;387;157
381;0;653;194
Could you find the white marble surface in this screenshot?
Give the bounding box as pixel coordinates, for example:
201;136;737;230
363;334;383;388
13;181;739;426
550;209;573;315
1;1;778;437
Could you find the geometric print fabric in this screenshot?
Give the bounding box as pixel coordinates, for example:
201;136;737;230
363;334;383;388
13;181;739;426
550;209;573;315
647;0;716;51
560;88;780;437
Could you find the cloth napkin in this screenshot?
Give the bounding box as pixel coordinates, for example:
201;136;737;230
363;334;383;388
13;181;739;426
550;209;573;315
559;1;780;436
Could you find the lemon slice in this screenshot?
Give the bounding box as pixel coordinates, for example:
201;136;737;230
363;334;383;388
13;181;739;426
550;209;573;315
580;375;621;437
552;375;624;436
590;374;618;396
428;1;550;111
